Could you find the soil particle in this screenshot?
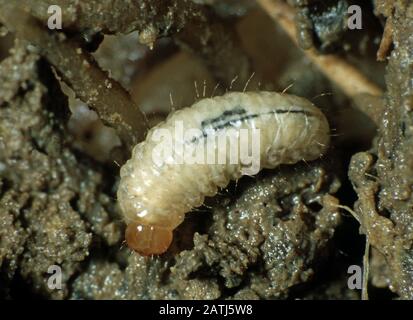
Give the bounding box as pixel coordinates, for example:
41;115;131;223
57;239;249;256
70;161;341;299
22;0;196;37
0;43;120;298
347;0;413;299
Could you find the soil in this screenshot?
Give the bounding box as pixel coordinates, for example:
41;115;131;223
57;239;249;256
0;0;412;300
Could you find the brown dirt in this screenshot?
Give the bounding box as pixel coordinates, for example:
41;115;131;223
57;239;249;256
0;0;412;300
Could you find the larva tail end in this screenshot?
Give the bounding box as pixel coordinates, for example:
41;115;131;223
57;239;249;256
125;222;173;256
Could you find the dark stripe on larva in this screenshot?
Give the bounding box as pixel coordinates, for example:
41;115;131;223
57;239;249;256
190;107;314;143
201;106;247;127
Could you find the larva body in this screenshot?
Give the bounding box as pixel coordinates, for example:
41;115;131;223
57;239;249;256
118;91;330;255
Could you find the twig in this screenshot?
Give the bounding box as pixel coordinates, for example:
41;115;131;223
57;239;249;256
0;3;147;149
257;0;383;99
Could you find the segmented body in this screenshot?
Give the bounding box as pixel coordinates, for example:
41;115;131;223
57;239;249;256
117;91;330;255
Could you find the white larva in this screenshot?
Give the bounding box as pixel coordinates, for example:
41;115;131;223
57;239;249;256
117;91;330;255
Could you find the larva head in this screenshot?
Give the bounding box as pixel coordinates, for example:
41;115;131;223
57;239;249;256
125;222;173;256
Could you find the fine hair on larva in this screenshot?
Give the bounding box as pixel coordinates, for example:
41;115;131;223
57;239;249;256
117;91;330;256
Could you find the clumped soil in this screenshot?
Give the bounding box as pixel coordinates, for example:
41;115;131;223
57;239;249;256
0;0;412;299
